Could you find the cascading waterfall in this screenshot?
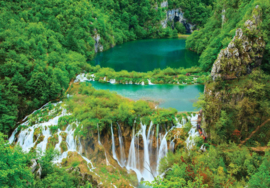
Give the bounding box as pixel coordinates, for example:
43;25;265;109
156;132;169;175
117;123;126;167
55;131;62;152
186;114;199;149
170;140;175;153
9;104;94;171
10;102;200;184
111;123;123;167
141;124;154;181
126;128;137;171
97;123;101;145
111;123;117;160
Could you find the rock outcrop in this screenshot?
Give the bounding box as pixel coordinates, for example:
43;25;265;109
30;159;42;179
93;31;104;53
211;5;265;81
202;5;266;141
160;1;195;33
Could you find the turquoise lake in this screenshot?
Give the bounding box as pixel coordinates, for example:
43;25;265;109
90;39;199;72
89;81;204;112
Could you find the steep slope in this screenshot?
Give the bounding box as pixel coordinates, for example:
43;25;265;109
186;0;270;72
201;5;270;146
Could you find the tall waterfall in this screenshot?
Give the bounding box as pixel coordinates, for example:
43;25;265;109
10;102;200;184
141;124;153;181
126;128;136;169
117;123;126;167
156;132;169;175
111;123;123;167
170;140;175;153
97;123;101;145
111;123;117;160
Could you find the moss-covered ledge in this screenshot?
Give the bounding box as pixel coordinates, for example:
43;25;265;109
76;66;208;85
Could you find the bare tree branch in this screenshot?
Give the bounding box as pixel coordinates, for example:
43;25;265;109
238;119;270;147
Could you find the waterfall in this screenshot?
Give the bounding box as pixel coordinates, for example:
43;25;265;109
170;140;175;153
126;128;137;170
117;123;126;167
55;130;62;152
156;131;159;175
147;122;153;140
141;124;154;181
97;123;101;145
17;127;35;152
186;114;199;149
10;101;200;184
111;123;117;160
156;132;168;175
9;127;18;144
105;152;110;166
10;104;94;171
111;123;122;167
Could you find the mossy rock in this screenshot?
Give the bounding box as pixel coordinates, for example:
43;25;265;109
60;132;67;141
33;127;41;142
35;135;45;147
46;133;59;149
60;141;68;153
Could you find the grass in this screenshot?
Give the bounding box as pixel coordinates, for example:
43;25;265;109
178;34;190;39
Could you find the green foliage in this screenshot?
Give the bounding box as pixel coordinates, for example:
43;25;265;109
34;149;82;187
0;0;176;135
187;0;270;72
168;0;214;27
60;141;68;153
200;70;270;145
66;83;180;137
49;125;59;135
89;66;206;85
151;143;269;187
175;22;186;34
248;144;270;187
72;161;80;168
0;133;34;187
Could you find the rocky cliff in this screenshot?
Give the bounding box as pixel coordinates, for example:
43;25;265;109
211;5;265;81
160;1;195;33
202;5;268;143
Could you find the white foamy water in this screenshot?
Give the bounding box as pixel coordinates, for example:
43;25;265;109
10;100;200;184
9;103;94;171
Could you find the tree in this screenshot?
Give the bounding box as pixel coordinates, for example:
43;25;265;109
0;133;34;187
175;22;186;34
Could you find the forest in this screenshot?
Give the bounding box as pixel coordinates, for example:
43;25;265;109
0;0;213;135
1;0;270;187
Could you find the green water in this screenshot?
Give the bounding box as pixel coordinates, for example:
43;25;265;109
90;39;199;72
89;81;204;112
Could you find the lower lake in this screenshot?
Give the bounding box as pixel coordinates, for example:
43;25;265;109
89;81;204;112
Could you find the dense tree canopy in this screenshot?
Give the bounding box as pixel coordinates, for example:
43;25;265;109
0;0;176;135
186;0;270;71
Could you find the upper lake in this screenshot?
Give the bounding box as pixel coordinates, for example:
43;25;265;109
90;39;200;72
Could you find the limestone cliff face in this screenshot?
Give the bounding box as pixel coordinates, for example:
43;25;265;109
93;28;104;53
160;1;195;33
203;5;266;140
211;5;265;81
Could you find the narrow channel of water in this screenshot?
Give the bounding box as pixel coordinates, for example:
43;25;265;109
88;81;204;111
90;39;199;72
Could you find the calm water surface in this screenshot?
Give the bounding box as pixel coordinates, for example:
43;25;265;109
90;39;199;72
89;81;204;112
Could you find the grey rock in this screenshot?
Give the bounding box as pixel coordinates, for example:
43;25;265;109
30;159;38;173
211;6;265;81
160;5;195;33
